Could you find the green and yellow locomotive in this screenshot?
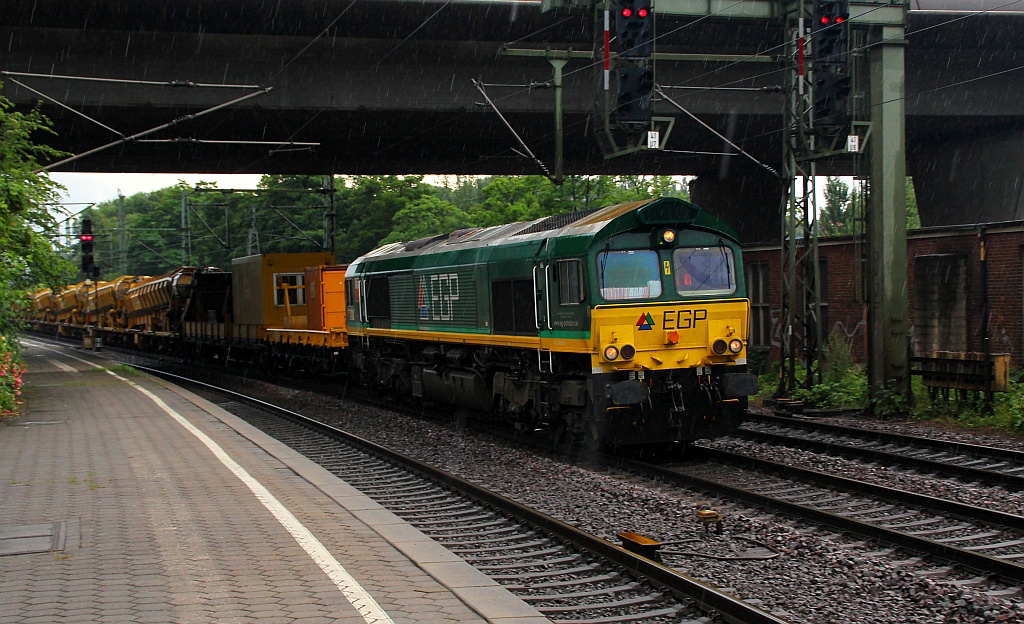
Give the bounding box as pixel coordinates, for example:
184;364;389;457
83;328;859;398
345;197;756;449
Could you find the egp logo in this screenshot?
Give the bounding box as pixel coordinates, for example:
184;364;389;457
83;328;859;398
418;273;460;321
636;313;655;330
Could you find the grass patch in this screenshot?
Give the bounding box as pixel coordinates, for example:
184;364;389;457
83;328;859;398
757;329;1024;437
110;363;136;375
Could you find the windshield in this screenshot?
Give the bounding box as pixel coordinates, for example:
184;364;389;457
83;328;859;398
598;250;663;301
673;246;736;296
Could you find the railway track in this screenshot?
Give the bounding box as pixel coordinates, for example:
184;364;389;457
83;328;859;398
640;446;1024;589
737;412;1024;490
78;345;1024;588
141;367;787;624
27;337;1024;621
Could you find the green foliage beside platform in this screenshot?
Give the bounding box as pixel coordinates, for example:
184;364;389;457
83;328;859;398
0;84;76;414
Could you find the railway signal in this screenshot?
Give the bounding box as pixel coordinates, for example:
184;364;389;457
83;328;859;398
813;71;852;130
80;218;95;275
615;66;654;126
811;0;851;136
615;0;653;58
812;0;850;66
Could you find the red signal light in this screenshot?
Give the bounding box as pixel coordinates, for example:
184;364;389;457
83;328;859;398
835;16;844;23
622;7;632;17
820;16;830;25
637;7;648;17
80;234;93;241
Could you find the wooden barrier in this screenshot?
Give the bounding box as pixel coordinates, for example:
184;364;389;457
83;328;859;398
911;351;1009;392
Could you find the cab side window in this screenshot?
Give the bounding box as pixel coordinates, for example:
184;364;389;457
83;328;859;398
557;259;584;305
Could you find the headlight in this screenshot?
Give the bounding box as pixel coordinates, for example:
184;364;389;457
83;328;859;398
621;344;636;360
729;338;744;354
661;229;676;244
712;339;728;355
604;345;619;361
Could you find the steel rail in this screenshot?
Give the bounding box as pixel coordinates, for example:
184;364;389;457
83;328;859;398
741;413;1024;488
734;427;1024;490
134;365;789;624
746;412;1024;463
627;447;1024;584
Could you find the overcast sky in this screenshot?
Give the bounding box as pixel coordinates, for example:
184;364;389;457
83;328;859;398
49;172;265;214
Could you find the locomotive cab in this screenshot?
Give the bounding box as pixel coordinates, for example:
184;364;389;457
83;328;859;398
587;232;757;444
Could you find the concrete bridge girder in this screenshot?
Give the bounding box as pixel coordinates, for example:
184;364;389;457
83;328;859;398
1;1;1023;229
1;23;785;176
688;172;785;245
911;132;1024;226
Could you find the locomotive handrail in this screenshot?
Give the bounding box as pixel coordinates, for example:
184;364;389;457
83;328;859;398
544;264;552;331
531;265;540;330
360;278;368;324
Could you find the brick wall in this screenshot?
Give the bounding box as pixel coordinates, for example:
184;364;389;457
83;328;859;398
743;224;1024;366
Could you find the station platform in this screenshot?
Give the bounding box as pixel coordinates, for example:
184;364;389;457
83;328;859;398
1;340;551;624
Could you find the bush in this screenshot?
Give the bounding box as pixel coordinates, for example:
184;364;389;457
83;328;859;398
822;328;856;384
787;329;866;409
868;382;911;420
791;367;866;409
0;336;25;416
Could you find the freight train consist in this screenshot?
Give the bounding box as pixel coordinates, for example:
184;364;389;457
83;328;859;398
25;198;756;449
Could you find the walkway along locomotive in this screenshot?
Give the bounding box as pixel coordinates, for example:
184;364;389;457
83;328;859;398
26;197;756;449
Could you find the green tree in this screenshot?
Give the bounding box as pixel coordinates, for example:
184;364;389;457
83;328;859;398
82;174;697;275
429;175;487;209
1;89;75;413
380;195;472;245
335;176;428;262
0;95;74;304
470;176;548;226
611;175;689;201
237;175;332;257
818;177;854;236
89;183;195;277
467;175;687;229
85;175;336;276
906;176;921;229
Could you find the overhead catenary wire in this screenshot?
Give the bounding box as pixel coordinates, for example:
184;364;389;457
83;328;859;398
376;0;453;67
3;75;124;137
136;139;319;146
13;0;1022;181
206;0;758;177
367;0;785;172
0;70;264;89
136;138;320;155
40;87;273;172
3;7;345;177
455;0;1024;176
656;85;779;177
472;79;552;179
491;0;759;105
272;0;360;78
225;0;454;175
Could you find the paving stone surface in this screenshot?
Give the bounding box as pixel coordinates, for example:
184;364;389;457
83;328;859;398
1;343;550;623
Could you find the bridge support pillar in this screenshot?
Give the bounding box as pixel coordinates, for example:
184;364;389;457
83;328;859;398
910;132;1024;226
688;171;784;245
866;24;910;402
